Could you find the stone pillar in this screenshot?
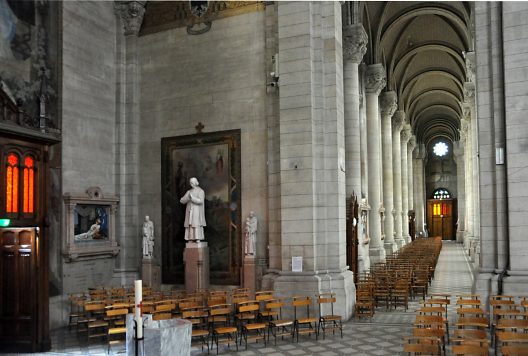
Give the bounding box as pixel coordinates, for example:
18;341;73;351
359;64;368;200
183;242;210;293
413;144;426;237
343;24;367;197
453;140;466;243
400;124;412;243
274;1;354;320
462;113;474;251
114;1;146;281
407;136;416;240
380;91;397;255
392;111;405;248
365;64;387;264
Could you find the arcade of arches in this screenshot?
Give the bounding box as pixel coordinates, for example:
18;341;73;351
0;0;527;352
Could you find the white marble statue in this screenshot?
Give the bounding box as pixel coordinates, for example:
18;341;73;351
142;215;155;258
74;217;102;241
244;211;257;255
180;177;206;241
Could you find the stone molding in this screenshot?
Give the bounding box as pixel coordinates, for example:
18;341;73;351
453;140;464;158
464;81;475;101
365;64;386;95
114;1;147;36
408;135;416;151
380;91;397;118
392;110;405;133
343;24;368;63
413;143;427;159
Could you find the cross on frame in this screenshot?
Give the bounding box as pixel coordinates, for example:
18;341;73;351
195;122;205;133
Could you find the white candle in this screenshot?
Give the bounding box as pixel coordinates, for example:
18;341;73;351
134;280;143;339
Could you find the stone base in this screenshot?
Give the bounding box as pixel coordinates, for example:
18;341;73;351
503;271;528;296
472;268;499;310
183;241;209;293
384;241;397;256
394;237;405;250
243;255;256;294
369;246;386;265
273;269;355;320
456;230;465;243
142;259;161;291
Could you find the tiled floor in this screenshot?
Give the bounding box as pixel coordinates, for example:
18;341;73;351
13;241;473;356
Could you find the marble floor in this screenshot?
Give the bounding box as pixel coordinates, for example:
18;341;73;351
11;241;473;356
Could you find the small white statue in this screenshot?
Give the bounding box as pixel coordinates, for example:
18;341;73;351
180;177;206;241
142;215;154;259
244;211;257;255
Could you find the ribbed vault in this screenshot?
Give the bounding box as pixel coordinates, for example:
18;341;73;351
360;1;473;146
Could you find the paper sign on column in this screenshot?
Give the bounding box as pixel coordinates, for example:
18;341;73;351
292;256;303;272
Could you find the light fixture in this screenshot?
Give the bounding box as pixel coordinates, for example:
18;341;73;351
0;219;11;227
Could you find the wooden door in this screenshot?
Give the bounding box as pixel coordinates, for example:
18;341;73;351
427;199;456;240
346;193;359;283
0;228;37;350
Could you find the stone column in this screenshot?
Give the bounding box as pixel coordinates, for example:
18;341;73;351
462;113;474;251
365;64;387;264
380;91;397;255
466;81;480;260
407;136;416;240
359;64;368;200
400;124;412;243
413;144;426;237
453;140;466;243
274;1;354;320
343;24;367;197
392;111;405;248
114;1;146;280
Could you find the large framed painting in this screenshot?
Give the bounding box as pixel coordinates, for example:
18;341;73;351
161;130;241;285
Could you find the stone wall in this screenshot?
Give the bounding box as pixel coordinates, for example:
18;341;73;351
51;1;119;329
138;10;268;286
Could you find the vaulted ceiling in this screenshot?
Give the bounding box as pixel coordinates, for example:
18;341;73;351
360;1;473;147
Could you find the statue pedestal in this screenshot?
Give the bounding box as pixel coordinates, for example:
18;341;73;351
183;241;209;293
142;259;161;291
243;255;256;294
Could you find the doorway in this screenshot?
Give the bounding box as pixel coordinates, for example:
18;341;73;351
427;199;457;240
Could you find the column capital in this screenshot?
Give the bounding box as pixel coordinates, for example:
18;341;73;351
343;24;368;63
114;1;147;36
465;51;476;83
365;64;386;95
392;110;405;133
413;143;427;159
453;140;464;157
464;81;475;102
380;91;397;118
459;118;469;142
401;124;412;143
408;136;416;151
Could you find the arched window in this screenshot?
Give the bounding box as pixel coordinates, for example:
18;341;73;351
433;188;451;200
23;156;35;214
6;153;19;213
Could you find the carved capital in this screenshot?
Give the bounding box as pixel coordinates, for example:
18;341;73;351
392;110;405;133
413;143;426;159
452;140;464;158
380;91;397;118
408;135;416;151
114;1;147;36
464;81;475;101
343;24;368;63
365;64;386;95
401;124;412;143
462;102;472;121
465;51;476;83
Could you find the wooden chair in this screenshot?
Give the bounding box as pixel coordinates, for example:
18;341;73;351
413;323;446;354
266;299;294;345
316;293;342;339
210;304;238;354
292;296;318;342
355;287;374;320
236;301;266;349
106;308;128;354
451;339;489;356
402;336;442;355
502;344;528;356
86;303;109;343
182;309;210;354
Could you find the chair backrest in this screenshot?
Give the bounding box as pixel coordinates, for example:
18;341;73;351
153;313;172;321
497;318;528;330
155;304;175;313
501;345;528;356
238;302;259;314
403;337;441;355
255;291;274;302
317;293;336;316
106;308;128;318
293;296;312;320
452;344;489;356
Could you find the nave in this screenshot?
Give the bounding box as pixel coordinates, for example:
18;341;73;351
16;241;473;356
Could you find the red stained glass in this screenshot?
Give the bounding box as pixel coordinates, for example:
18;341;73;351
23;156;35;213
6;154;19;213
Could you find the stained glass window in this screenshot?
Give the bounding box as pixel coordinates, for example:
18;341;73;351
6;153;19;213
433;141;448;157
23;156;34;213
433;188;450;199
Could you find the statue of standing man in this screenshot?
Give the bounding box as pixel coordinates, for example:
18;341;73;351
180;177;206;241
244;211;257;255
142;215;154;259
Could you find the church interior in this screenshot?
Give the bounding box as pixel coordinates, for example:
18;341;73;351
0;1;527;354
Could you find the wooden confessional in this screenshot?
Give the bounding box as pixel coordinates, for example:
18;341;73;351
0;87;51;352
426;199;457;240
